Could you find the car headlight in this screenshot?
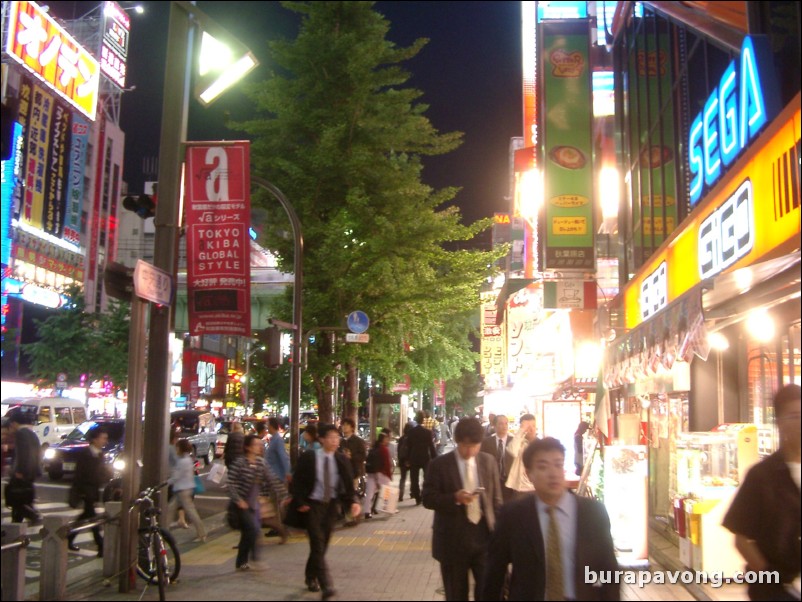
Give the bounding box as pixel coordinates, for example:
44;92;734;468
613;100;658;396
44;448;57;460
112;459;126;472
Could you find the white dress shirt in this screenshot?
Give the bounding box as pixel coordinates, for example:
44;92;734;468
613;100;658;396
310;449;340;502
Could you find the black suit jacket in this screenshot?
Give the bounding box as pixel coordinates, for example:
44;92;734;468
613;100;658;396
292;449;358;512
407;424;437;467
482;493;620;601
422;450;502;564
480;435;514;483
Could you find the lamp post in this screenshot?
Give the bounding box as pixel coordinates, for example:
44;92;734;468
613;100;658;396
122;1;258;593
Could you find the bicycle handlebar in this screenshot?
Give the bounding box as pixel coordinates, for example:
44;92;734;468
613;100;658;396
134;480;170;504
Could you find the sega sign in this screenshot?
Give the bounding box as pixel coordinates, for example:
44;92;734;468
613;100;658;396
688;36;777;206
698;179;754;280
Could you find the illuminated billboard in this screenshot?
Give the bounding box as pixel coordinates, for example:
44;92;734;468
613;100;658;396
5;0;100;120
100;1;130;89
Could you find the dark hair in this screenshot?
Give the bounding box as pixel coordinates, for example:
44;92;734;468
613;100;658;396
267;417;281;431
523;437;565;470
341;418;356;430
255;421;267;435
415;411;425;424
176;439;192;455
520;413;535;424
6;408;34;425
453;417;484;444
243;434;261;450
87;427;107;442
304;423;319;439
317;423;338;439
376;432;389;445
775;384;801;418
402;423;413;436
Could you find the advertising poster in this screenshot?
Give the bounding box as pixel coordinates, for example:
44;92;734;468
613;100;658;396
63;116;89;245
185;142;251;336
604;445;649;565
480;291;505;388
43;99;71;237
541;19;594;270
22;83;54;231
632;27;677;250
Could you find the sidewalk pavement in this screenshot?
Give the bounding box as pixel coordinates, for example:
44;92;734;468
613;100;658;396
31;475;750;602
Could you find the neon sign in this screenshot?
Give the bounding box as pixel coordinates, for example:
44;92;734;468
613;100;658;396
688;36;777;205
640;261;667;321
5;1;100;120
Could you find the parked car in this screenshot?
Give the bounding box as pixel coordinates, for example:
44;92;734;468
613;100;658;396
42;418;125;481
170;410;217;465
214;417;263;457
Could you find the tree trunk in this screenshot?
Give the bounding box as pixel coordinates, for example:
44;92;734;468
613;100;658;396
343;362;358;423
316;376;334;424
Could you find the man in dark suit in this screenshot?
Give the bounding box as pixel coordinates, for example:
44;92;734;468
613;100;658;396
293;423;361;600
68;427;112;556
338;417;367;489
480;414;515;503
423;417;502;601
482;437;620;601
408;411;438;505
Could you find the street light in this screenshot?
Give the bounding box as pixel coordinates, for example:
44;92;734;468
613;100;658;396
242;344;265;414
120;1;258;593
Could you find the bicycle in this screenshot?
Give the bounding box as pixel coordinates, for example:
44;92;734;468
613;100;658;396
132;481;181;601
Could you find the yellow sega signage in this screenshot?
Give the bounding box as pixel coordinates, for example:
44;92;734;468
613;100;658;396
6;1;100;120
625;101;801;329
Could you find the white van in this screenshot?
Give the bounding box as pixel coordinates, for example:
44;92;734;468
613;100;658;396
2;397;88;449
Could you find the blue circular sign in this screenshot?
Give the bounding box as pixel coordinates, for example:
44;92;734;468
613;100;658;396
347;311;370;334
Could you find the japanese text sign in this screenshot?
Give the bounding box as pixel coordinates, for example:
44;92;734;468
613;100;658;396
6;1;100;120
185;142;251;336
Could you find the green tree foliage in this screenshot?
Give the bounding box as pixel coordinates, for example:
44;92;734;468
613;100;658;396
22;285;130;393
234;1;505;417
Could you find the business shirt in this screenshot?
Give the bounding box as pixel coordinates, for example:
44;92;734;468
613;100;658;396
310;449;340;502
455;453;481;493
536;493;577;600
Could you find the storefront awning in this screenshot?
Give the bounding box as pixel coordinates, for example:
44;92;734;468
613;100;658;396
702;251;801;332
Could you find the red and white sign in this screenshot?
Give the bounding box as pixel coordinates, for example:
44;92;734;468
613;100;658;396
185;142;251;336
6;1;100;120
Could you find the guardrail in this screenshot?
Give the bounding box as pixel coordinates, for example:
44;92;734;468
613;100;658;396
0;502;122;602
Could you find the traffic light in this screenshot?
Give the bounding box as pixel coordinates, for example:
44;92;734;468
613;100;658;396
265;326;282;369
122;193;156;218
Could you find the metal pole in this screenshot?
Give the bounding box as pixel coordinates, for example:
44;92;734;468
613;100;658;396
119;296;147;593
142;1;193;504
252;177;303;467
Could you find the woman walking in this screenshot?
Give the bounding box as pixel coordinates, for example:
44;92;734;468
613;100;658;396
363;432;393;518
167;439;207;542
228;434;287;570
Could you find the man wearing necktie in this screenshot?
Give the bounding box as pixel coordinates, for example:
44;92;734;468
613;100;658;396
423;417;502;601
480;415;515;503
293;423;362;600
482;437;620;601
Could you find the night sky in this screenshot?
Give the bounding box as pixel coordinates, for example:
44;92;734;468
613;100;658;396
50;1;523;226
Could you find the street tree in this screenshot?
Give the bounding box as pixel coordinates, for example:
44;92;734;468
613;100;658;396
235;1;505;421
23;285;130;397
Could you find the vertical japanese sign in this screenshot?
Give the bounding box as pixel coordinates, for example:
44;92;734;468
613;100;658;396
6;0;100;121
63;116;89;245
632;27;677;250
541;20;594;270
44;99;71;237
433;379;446;407
185;142;251;336
480;291;506;389
99;1;130;89
22;83;54;232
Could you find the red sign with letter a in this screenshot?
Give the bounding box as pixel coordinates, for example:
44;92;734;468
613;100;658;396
185;142;251;336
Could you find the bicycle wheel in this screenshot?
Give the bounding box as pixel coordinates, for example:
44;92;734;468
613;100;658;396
154;535;166;601
137;527;181;584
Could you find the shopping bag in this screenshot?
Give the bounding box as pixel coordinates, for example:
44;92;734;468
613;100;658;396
207;463;227;485
194;474;206;495
258;495;277;523
376;483;399;514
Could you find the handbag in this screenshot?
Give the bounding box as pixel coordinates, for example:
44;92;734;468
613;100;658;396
283;496;307;530
68;483;83;509
258;495;277;525
194;474;206;495
4;477;34;508
207;462;227;485
226;500;241;530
